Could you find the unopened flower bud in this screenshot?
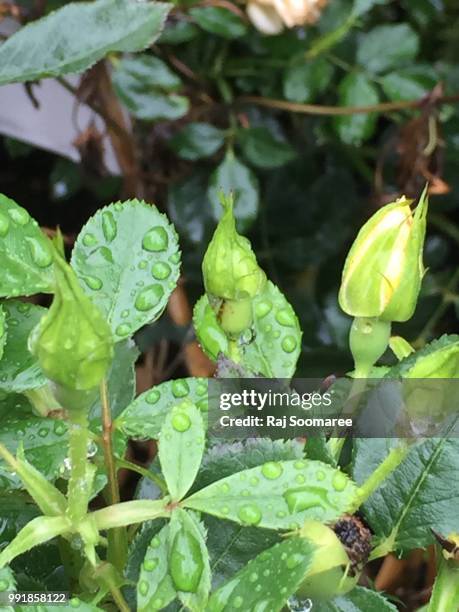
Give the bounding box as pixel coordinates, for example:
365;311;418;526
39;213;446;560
203;193;266;302
31;251;114;391
339;191;428;323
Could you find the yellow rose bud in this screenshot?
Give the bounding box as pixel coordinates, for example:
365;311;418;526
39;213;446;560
339;191;428;323
31;251;114;391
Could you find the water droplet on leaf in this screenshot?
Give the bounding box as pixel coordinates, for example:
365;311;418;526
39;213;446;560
152;262;172;280
332;471;347;492
282;336;297;353
255;300;272;318
8;206;29;225
116;323;131;337
135;285;164;311
102;210;117;242
171;411;191;432
238;504;262;525
261;462;283;480
142;227;169;252
82;233;97;247
82;275;102;291
171;379;190;398
275;309;295;327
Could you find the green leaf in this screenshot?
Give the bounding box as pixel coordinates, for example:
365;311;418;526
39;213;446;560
159;401;205;501
137;523;176;612
112;55;189;121
184;459;358;530
357;24;419;74
351;0;388;17
71;200;181;342
0;305;6;361
169;509;211;611
380;66;437;102
116;377;208;440
17;601;104;612
168;173;212;244
170;123;226;160
208;151;259;232
0;196;54;296
334;73;379;145
0;0;171;85
90;339;138;422
238;127;296;169
0;416;68;489
427;557;459;612
193;294;229;362
312;586;398;611
0;301;46;393
159;19;199;45
353;437;459;551
207;536;314;612
242;280;302;378
0;494;39;549
190;7;247;39
283;58;334;103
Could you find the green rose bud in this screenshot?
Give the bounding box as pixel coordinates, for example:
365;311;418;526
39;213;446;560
339;191;428;323
31;251;114;391
202;193;266;302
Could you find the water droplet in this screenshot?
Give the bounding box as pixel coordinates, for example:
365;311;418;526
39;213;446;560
143;558;158;571
283;487;329;514
332;471;347;492
99;246;114;263
8;206;29;225
138;580;149;596
17;302;30;314
70;598;81;608
82;233;97;247
135;285;164;311
152;598;164;609
0;212;10;236
316;470;325;481
255;300;272;318
196;382;207;396
172;379;190;398
250;476;259;486
261;462;283;480
151;537;160;548
114;203;123;212
219;482;230;494
255;584;262;592
282;335;297;353
142;227;169;252
53;421;66;436
25;237;52;268
263;568;270;577
295;474;306;484
38;428;48;438
116;323;131;337
102;210;117;242
238;504;262;525
276;510;286;518
294;461;305;469
233;596;244;608
249;572;258;583
170;529;203;593
169;252;181;264
273;330;280;339
138;260;148;270
286;554;303;569
151;261;171;280
275;309;295;327
82;275;102;291
264;324;272;333
171;411;191;432
121;309;129;319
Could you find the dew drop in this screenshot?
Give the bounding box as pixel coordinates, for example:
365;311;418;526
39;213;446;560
116;323;131;337
135;285;164;311
171;411;191;432
38;428;48;438
233;596;244;608
8;206;29;225
143;558;158;571
151;261;172;280
82;233;97;247
114;203;123;212
152;598;164;609
219;482;230;494
0;212;10;237
294;461;305;469
261;461;283;480
17;302;30;314
82;275;102;291
295;474;306;485
255;300;272;318
142;227;169;252
196;382;207;396
316;470;325;481
264;324;272;333
145;390;160;405
263;569;270;577
102;210;117;242
121;309;130;319
238;504;262;525
151;537;160;549
220;506;229;515
70;598;81;608
250;476;259;486
286;554;303;569
249;572;258;583
172;379;190;398
282;336;297;353
275;309;295;327
25;237;52;268
53;422;66;436
138;260;148;270
276;511;286;518
138;580;149;596
283;487;329;514
169;252;181;264
332;471;347;492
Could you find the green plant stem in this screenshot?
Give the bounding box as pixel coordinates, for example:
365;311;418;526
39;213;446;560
24;384;63;417
351;441;411;512
67;409;90;525
109;584;130;612
100;378;127;573
428;557;459;612
116;457;168;495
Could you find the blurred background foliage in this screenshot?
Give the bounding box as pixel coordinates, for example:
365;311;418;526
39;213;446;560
1;0;459;380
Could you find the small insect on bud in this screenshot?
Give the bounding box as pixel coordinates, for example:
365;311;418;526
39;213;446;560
202;192;266;336
339;190;428;323
30;250;114;392
297;517;371;600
